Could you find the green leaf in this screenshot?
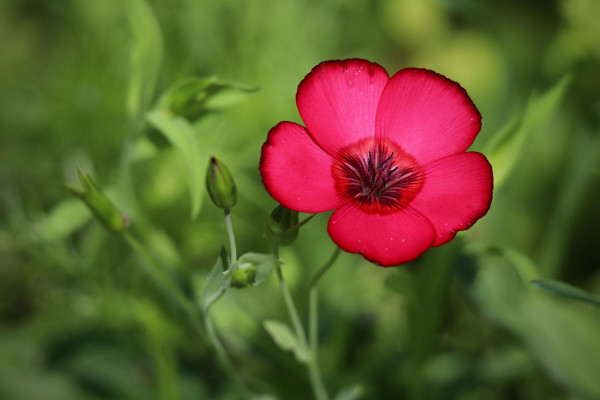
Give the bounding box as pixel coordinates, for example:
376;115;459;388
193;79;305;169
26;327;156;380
530;279;600;306
465;243;540;282
333;385;365;400
237;253;275;286
484;74;571;188
126;0;163;127
158;77;257;121
467;253;600;399
203;246;229;303
263;320;308;363
147;109;207;219
39;198;92;240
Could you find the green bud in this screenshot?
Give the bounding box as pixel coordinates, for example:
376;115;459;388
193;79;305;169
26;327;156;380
238;262;256;285
159;78;211;121
230;269;248;288
67;170;129;233
245;265;256;285
206;157;237;209
229;263;256;289
264;205;299;246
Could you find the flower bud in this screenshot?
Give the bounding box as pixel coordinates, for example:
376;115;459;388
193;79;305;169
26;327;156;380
67;170;129;233
239;262;256;285
206;157;237;209
159;78;209;121
230;263;256;289
230;269;249;288
264;205;299;246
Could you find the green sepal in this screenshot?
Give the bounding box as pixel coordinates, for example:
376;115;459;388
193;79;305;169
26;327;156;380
237;253;275;286
230;269;250;288
264;205;299;246
158;77;258;121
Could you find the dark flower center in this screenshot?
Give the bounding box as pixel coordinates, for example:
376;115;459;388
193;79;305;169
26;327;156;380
332;139;423;214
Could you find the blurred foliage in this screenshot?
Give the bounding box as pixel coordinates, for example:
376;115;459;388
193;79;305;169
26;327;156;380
1;0;600;399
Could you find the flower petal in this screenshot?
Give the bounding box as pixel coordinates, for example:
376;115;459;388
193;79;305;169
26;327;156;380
375;68;481;165
260;122;344;213
328;203;436;267
410;152;493;246
297;59;390;156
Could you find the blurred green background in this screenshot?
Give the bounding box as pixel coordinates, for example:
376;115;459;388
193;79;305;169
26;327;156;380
1;0;600;399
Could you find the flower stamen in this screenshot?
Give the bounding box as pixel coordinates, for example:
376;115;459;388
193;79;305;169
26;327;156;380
332;138;424;214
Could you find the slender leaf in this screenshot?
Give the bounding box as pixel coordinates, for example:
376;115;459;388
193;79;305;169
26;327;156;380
203;246;229;303
530;279;600;306
126;0;163;127
538;131;600;276
466;252;600;399
465;243;539;282
147;109;206;219
237;252;275;286
484;74;571;188
263;320;308;363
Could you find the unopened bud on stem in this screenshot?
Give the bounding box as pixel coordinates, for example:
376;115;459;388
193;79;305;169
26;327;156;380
264;205;299;246
230;263;257;289
67;170;129;233
206;157;237;209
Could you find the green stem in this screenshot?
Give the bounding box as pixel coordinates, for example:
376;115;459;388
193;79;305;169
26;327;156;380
203;208;253;398
308;289;327;400
308;247;341;400
121;232;206;340
224;208;237;264
122;232;191;313
118;153;246;396
309;247;341;289
272;242;308;348
272;241;329;400
296;213;317;232
203;286;226;315
203;311;252;399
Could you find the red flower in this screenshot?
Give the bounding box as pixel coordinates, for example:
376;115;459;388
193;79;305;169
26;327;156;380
260;59;493;267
